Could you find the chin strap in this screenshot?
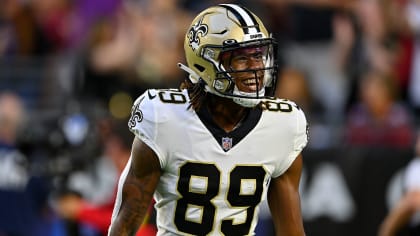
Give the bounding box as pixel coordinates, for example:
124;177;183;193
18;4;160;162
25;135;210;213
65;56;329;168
232;86;265;107
178;63;200;84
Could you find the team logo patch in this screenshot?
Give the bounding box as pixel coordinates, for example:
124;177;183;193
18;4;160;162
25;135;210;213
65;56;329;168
222;137;233;151
188;17;208;51
306;123;310;142
128;97;144;129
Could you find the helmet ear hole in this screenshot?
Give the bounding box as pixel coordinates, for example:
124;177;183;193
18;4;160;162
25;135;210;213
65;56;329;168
194;64;206;72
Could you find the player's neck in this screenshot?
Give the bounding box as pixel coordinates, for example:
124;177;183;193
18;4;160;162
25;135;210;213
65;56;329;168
206;95;249;133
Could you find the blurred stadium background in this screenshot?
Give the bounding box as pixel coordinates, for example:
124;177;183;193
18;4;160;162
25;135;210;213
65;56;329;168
0;0;419;235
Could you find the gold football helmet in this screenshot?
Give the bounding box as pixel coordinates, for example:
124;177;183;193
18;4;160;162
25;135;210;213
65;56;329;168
178;4;278;107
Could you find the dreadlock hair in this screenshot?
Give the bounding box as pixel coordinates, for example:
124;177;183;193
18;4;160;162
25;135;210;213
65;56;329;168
179;78;208;111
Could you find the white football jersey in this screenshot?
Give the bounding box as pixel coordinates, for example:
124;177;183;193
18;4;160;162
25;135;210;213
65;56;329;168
404;157;420;226
127;88;308;236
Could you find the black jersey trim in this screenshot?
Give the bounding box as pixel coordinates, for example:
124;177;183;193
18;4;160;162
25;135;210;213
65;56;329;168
196;105;262;152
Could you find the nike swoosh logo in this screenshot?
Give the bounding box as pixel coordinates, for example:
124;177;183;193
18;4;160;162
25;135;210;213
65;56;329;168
148;90;156;99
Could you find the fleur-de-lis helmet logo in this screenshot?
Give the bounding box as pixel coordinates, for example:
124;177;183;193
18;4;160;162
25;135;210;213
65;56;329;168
188;17;208;51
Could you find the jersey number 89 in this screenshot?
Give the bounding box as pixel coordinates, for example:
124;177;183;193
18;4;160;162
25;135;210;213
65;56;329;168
174;162;266;235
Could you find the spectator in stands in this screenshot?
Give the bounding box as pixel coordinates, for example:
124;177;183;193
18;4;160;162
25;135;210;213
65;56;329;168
0;91;54;236
406;0;420;118
344;69;415;148
345;0;415;112
378;131;420;236
0;0;50;56
86;0;192;86
54;120;156;236
259;0;354;123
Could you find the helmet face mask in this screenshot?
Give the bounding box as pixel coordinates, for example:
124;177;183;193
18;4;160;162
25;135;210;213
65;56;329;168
182;4;278;107
215;41;276;94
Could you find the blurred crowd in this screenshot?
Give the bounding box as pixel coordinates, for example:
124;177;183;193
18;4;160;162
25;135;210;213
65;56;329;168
0;0;420;235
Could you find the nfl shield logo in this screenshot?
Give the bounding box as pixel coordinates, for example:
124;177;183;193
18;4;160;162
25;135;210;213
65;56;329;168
222;137;233;151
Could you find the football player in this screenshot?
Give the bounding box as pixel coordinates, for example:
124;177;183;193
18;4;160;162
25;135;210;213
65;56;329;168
378;131;420;236
108;3;309;236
